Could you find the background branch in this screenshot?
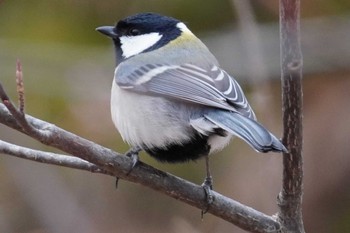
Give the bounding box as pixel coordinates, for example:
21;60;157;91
278;0;305;232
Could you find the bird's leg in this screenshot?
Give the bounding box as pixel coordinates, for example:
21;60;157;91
115;146;141;188
201;155;214;216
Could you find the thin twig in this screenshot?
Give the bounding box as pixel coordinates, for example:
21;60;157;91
16;59;25;114
0;81;38;136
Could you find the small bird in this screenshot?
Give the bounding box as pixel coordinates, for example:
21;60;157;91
96;13;287;203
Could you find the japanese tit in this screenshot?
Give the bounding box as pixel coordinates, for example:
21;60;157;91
96;13;287;172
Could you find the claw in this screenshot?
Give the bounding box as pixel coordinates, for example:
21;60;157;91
201;176;214;217
115;177;120;189
115;147;142;188
125;146;141;173
126;151;139;175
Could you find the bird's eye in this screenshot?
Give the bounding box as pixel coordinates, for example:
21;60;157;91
128;28;141;36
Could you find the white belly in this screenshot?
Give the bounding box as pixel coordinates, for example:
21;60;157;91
111;80;233;154
111;80;193;149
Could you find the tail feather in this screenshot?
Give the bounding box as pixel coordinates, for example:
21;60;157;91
204;111;287;153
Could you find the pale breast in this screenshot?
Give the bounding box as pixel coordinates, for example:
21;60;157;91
110;80;194;149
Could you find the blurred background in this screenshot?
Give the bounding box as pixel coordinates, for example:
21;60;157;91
0;0;349;232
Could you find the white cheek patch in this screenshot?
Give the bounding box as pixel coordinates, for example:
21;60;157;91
120;33;163;58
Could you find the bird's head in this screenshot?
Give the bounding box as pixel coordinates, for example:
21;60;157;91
96;12;194;63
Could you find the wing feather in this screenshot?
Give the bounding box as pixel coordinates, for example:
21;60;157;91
115;63;256;118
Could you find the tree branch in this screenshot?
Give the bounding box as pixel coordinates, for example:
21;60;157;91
278;0;305;232
0;139;111;175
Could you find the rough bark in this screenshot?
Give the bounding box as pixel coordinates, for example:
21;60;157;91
277;0;305;232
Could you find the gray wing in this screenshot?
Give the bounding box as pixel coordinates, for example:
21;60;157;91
115;63;256;119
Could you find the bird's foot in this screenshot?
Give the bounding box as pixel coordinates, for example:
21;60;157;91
115;147;141;188
125;147;141;174
201;175;214;217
